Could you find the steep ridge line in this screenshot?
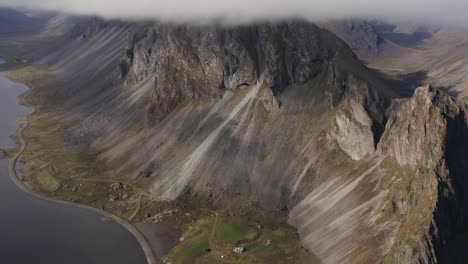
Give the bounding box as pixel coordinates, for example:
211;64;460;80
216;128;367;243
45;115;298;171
6;82;157;264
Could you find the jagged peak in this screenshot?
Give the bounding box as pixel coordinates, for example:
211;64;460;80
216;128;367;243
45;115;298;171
411;84;463;115
378;84;467;168
414;84;435;94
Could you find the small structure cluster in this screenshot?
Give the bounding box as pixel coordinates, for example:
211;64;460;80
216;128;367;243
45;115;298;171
108;182;130;202
110;182;127;190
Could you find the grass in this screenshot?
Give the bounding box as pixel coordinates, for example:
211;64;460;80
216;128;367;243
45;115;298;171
166;197;319;264
168;216;315;263
177;236;210;262
215;219;251;243
35;167;61;192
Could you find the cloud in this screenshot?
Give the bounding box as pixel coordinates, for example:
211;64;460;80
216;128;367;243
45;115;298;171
1;0;468;25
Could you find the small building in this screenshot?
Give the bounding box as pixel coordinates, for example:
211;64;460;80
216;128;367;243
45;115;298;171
265;240;272;245
234;247;246;253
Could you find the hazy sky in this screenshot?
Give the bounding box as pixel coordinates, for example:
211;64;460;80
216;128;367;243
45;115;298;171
1;0;468;25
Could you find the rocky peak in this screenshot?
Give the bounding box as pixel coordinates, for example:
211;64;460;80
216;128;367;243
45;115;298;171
379;85;466;168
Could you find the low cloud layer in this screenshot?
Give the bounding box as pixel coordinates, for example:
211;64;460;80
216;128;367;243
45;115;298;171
1;0;468;25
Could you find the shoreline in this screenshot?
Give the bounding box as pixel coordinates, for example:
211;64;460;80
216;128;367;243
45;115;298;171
6;76;157;264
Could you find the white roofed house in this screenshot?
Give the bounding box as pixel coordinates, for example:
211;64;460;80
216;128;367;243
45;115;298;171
234;246;246;253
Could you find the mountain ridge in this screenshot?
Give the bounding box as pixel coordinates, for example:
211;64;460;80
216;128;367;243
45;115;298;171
3;13;468;263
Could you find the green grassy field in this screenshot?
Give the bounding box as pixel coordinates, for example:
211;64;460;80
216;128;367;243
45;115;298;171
34;167;61;192
215;219;251;243
167;200;319;264
177;236;210;262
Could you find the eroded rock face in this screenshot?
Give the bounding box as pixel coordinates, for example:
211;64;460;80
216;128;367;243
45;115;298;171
328;86;377;160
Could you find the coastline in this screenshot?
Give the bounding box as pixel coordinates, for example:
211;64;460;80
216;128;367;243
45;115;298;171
6;77;157;264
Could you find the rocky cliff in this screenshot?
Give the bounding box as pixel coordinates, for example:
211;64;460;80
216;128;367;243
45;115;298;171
17;16;468;263
377;86;468;263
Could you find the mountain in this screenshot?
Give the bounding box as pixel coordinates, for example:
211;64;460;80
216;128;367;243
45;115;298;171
320;19;391;57
4;14;468;263
323;19;468;101
0;8;50;36
321;20;435;59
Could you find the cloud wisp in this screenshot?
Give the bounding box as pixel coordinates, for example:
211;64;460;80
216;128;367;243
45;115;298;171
1;0;468;25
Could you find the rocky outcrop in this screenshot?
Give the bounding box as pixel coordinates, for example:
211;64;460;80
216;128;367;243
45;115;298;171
329;101;375;160
327;73;388;160
380;85;465;167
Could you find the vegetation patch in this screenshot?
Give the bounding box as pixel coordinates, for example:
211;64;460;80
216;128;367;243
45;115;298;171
34;167;61;192
176;236;210;263
165;197;318;264
215;218;251;243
